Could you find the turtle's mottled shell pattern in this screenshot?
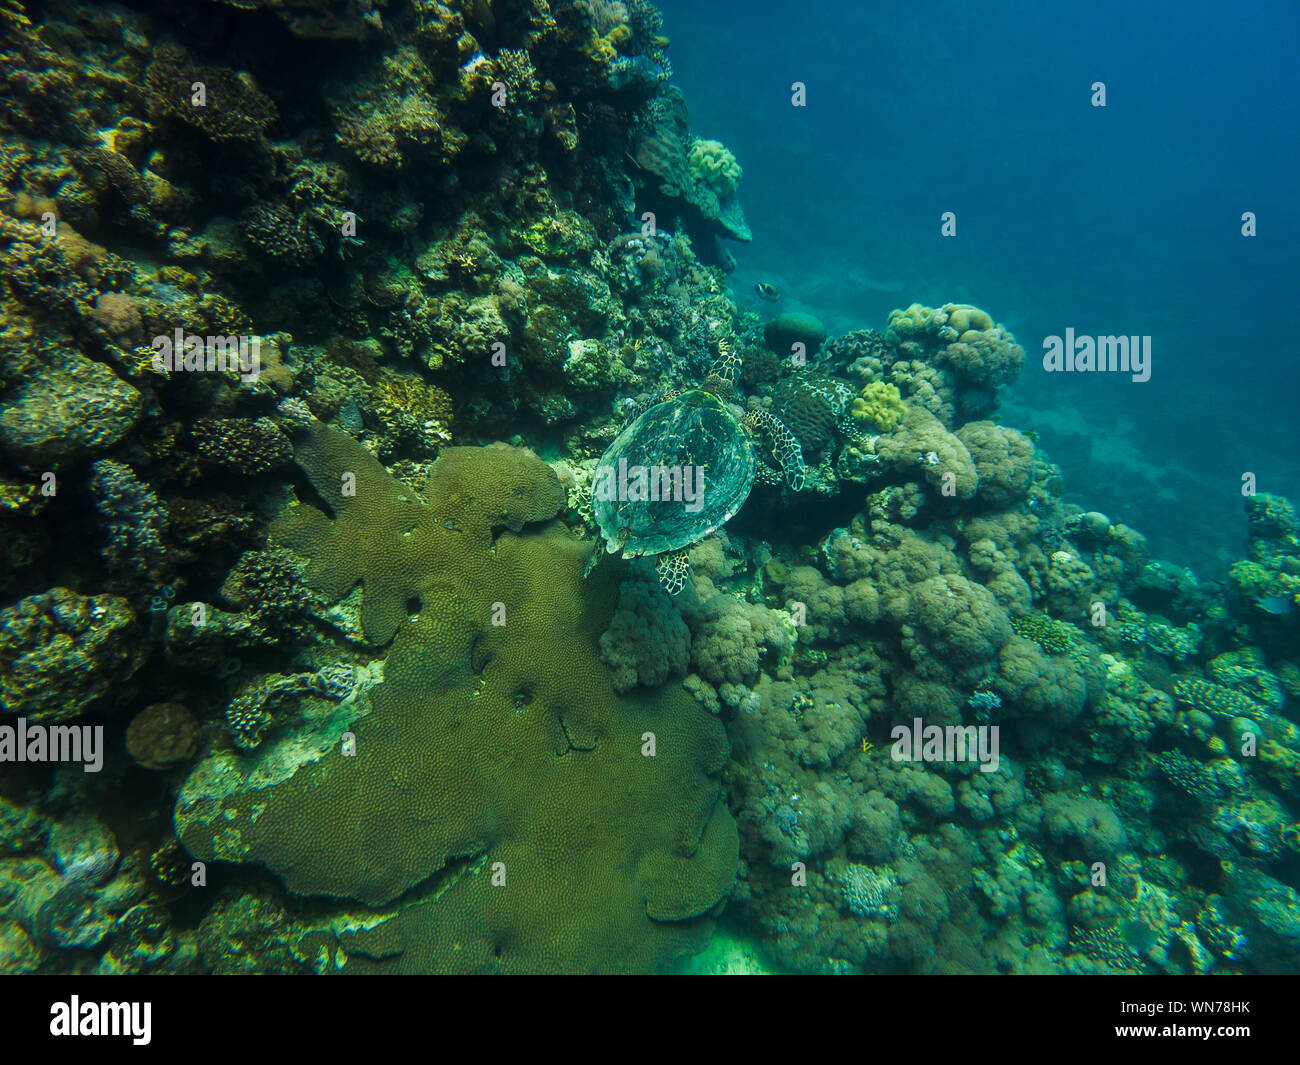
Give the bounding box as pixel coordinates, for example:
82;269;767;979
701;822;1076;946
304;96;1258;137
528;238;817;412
593;389;755;557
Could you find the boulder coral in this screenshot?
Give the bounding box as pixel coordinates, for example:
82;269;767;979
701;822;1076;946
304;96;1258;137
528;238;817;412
0;358;141;472
873;405;979;501
684;590;791;689
763;312;828;359
884;303;1026;420
0;588;145;721
125;702;201;771
600;572;691;692
897;573;1012;680
175;422;738;973
955;421;1036;508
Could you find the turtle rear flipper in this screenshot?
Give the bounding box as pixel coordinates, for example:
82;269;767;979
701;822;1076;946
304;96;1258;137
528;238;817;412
656;551;691;595
743;409;805;491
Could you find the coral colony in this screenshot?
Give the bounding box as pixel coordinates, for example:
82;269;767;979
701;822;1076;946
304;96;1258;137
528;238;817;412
0;0;1294;979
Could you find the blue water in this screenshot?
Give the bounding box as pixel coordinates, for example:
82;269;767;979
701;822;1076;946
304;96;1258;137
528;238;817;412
660;0;1300;573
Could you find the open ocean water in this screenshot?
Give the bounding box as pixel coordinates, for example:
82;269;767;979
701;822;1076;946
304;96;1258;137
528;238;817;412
664;0;1300;574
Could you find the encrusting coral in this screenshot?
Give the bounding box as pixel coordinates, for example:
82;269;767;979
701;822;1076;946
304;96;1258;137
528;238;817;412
175;422;738;973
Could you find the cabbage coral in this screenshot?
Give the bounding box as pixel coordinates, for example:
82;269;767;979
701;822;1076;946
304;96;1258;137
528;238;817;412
851;381;907;432
687;138;742;198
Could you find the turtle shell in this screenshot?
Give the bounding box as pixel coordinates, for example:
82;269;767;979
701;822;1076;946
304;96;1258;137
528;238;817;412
592;389;756;557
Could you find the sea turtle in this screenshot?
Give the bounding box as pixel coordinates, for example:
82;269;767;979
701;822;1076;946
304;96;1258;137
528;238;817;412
590;348;805;594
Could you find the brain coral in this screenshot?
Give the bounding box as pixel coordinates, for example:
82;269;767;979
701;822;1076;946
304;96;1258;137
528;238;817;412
175;423;738;973
772;373;853;457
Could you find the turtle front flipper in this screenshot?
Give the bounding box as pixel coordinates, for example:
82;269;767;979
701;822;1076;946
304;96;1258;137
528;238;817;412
743;409;806;491
705;339;742;386
656;551;691;595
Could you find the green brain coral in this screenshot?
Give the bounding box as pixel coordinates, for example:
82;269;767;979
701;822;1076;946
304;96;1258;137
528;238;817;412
850;381;907;432
174;422;738;973
687;138;742;199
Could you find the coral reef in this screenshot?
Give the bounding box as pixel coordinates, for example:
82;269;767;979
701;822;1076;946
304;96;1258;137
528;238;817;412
0;0;1294;981
175;423;738;973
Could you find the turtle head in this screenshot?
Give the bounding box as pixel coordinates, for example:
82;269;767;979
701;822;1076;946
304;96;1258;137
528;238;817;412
606;526;629;554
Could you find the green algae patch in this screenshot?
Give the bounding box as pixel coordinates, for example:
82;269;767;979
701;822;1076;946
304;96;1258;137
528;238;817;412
175;422;737;973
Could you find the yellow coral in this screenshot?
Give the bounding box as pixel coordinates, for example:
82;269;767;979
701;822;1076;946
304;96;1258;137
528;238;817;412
850;381;907;432
0;482;47;515
687;139;742;199
606;24;633;51
372;375;453;449
587;33;618;63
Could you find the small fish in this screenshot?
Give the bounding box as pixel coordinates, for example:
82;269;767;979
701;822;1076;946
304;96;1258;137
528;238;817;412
754;281;781;302
1258;595;1293;616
